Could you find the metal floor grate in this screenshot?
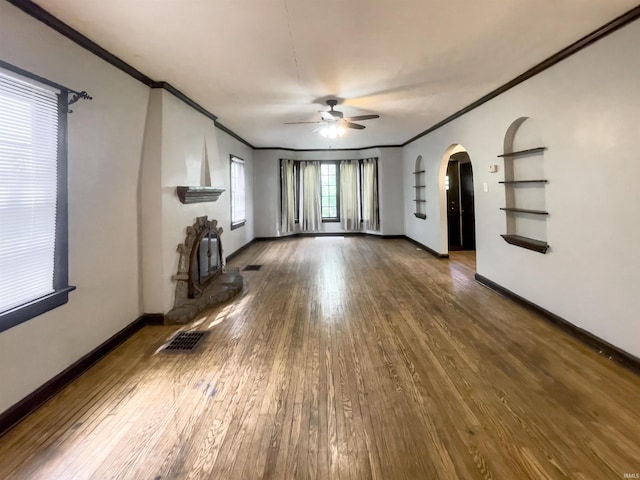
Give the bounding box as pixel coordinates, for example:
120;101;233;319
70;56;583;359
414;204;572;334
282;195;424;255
243;264;262;271
163;331;208;352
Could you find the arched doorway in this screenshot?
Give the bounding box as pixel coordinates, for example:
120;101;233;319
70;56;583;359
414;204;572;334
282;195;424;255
438;144;476;256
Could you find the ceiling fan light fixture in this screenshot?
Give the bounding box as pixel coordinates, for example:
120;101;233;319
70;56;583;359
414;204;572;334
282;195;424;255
319;124;345;139
287;100;377;138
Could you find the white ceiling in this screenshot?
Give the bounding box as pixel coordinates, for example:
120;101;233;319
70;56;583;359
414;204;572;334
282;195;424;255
34;0;638;149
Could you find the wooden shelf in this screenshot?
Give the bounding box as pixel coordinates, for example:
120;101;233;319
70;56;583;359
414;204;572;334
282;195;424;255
413;200;427;203
414;212;426;219
501;234;549;253
499;180;548;184
412;170;425;174
412;185;426;188
498;147;546;158
500;207;548;215
176;186;225;204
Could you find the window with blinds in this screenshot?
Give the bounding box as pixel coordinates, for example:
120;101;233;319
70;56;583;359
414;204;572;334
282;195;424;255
0;67;71;330
230;155;245;229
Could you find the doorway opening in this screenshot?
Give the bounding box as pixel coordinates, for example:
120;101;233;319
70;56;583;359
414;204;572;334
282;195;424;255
446;151;475;250
438;144;476;270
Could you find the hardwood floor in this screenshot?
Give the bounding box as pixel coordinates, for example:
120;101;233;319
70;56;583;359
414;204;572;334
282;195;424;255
0;237;639;479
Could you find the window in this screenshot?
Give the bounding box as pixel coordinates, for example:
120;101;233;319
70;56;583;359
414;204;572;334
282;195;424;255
230;155;245;229
320;162;339;221
280;158;378;231
0;66;73;333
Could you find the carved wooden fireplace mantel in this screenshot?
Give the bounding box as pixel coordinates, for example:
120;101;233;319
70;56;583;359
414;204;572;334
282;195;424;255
166;216;243;324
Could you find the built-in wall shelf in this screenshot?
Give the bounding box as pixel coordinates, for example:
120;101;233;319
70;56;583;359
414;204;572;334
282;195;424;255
497;147;547;158
499;180;547;184
501;234;549;254
413;157;427;220
500;207;548;215
499;129;549;252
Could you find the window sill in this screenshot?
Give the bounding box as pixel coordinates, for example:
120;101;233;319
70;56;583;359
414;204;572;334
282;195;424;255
0;286;76;334
230;221;245;231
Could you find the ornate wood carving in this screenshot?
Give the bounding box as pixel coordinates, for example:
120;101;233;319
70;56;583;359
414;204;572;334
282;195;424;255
172;216;224;307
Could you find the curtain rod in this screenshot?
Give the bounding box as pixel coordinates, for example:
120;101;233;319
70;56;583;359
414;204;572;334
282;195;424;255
280;157;378;163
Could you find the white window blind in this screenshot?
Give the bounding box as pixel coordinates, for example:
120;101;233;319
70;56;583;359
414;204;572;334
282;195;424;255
231;156;245;226
0;70;59;314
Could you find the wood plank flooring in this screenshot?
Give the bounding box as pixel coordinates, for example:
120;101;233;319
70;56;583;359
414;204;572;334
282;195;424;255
1;237;639;479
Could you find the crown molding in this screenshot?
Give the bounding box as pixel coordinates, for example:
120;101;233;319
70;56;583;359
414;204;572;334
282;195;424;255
214;122;255;149
151;81;218;122
254;145;402;152
9;0;640;151
6;0;155;87
403;4;640;146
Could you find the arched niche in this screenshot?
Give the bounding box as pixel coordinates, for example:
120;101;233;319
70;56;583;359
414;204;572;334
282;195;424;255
500;117;549;253
413;155;426;219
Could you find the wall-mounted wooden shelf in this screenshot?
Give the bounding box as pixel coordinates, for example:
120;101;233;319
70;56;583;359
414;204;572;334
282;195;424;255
413;199;427;203
412;170;426;174
176;186;225;204
499;180;548;184
498;147;546;158
500;207;548;215
501;234;549;253
412;185;426;188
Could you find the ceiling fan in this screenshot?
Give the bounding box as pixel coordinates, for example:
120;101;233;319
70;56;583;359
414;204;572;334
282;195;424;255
285;99;380;137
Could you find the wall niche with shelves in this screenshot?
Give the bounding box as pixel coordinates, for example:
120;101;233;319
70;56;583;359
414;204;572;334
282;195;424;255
413;155;426;219
500;117;549;253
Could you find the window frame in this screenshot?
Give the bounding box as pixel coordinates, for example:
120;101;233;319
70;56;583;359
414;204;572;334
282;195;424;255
281;158;379;230
320;160;340;223
0;62;74;334
229;154;246;230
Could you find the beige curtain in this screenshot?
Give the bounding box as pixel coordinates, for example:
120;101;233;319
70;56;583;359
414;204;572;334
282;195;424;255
362;158;379;231
280;159;296;233
340;160;359;230
301;161;321;231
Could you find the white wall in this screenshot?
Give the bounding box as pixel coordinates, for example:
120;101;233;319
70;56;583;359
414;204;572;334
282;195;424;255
216;128;254;254
254;147;404;237
0;2;255;415
140;89;164;313
0;2;150;413
140;90;254;314
402;19;640;358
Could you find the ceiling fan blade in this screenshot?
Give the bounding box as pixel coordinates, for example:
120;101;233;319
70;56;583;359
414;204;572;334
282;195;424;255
344;114;380;121
320;111;336;121
284;121;322;124
344;121;366;130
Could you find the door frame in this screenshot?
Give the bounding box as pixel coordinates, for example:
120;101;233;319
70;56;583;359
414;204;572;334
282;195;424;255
438;144;476;255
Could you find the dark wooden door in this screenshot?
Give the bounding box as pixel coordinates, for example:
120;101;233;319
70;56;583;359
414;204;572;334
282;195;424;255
460;161;476;250
446;161;461;248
